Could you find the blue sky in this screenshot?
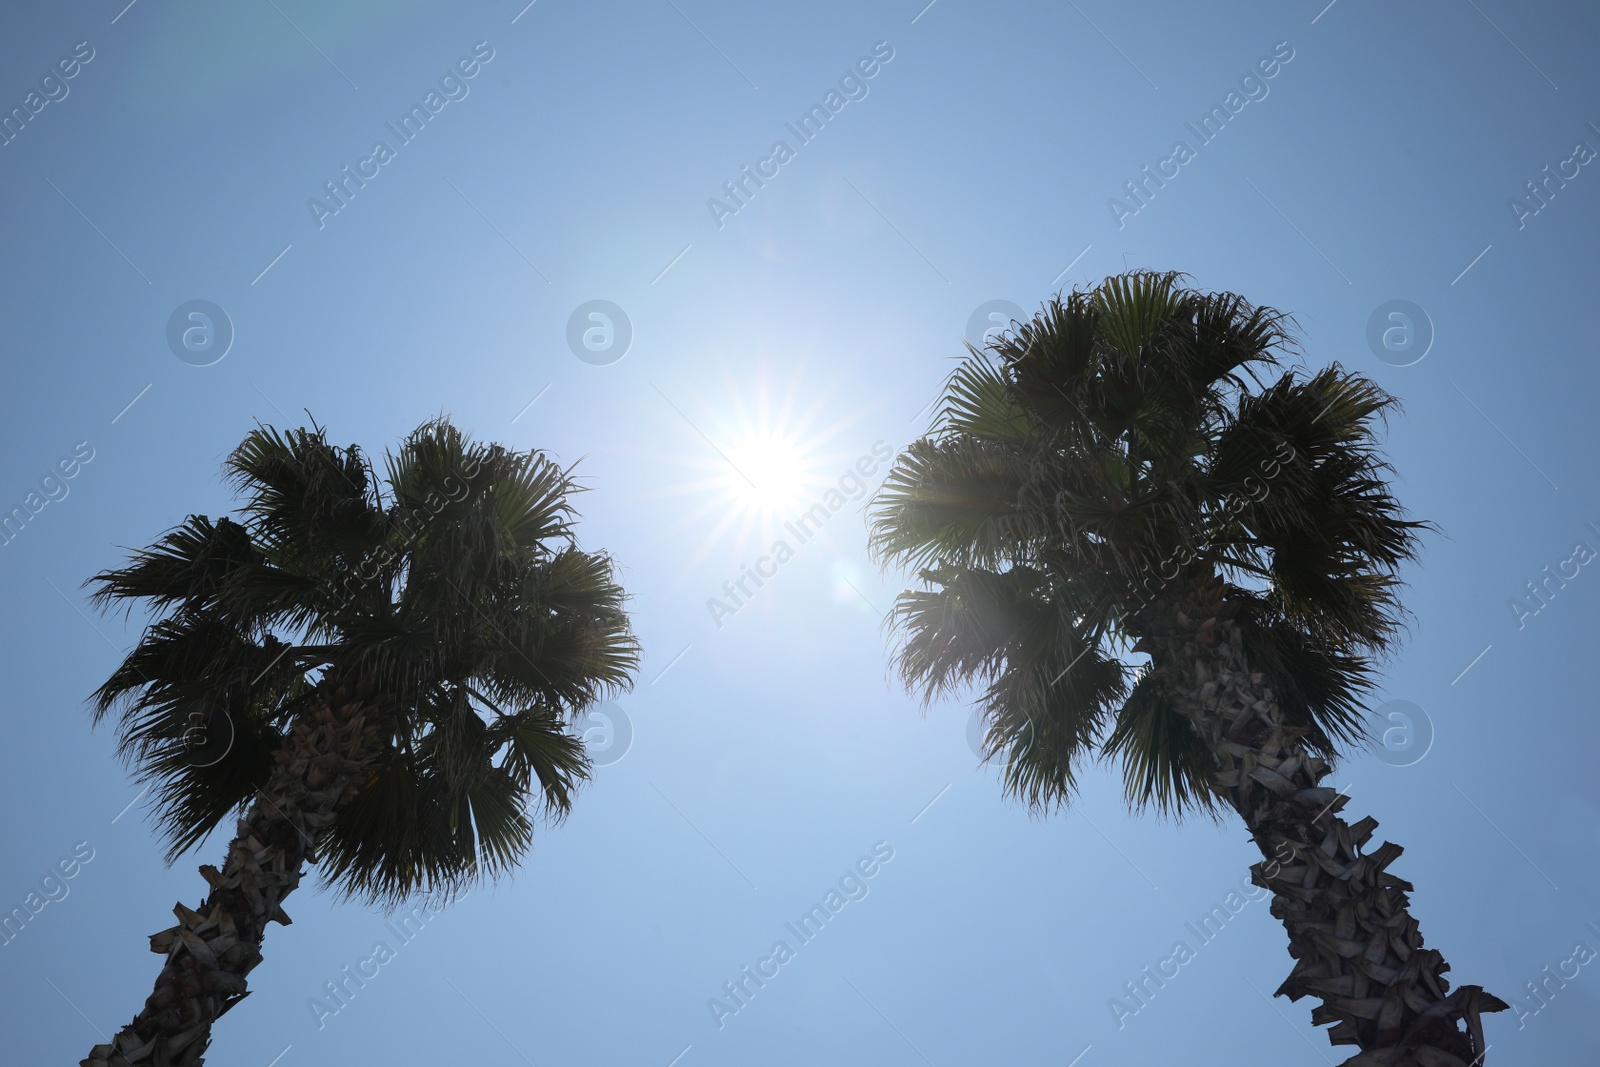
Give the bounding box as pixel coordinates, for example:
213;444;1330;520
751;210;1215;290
2;1;1597;1064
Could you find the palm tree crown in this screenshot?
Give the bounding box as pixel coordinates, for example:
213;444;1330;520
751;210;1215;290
871;271;1424;813
89;418;639;905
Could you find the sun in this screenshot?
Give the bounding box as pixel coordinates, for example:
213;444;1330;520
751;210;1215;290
725;431;810;513
645;362;879;595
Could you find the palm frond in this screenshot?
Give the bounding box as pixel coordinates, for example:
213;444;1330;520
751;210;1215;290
869;436;1037;573
1102;670;1221;819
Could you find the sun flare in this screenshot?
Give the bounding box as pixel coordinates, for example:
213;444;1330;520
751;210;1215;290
726;432;811;513
648;363;885;595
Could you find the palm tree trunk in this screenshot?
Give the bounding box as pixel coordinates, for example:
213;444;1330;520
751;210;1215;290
1144;575;1505;1067
83;682;382;1067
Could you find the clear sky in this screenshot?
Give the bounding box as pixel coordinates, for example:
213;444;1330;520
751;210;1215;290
2;1;1596;1064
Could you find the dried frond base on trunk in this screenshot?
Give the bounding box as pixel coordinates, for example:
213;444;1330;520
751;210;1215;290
1147;578;1505;1066
84;685;383;1067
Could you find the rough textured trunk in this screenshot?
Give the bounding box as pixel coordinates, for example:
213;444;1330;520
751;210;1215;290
84;682;382;1067
1145;576;1505;1067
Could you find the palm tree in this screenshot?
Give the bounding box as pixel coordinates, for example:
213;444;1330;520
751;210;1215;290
869;273;1505;1066
82;419;638;1067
